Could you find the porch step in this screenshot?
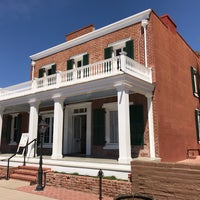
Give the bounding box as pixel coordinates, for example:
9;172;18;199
10;165;51;184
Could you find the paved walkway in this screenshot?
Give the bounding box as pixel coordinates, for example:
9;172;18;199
0;179;113;200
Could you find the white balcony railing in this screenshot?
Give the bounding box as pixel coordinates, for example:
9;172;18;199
0;55;152;101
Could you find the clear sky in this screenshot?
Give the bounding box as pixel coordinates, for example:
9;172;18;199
0;0;199;87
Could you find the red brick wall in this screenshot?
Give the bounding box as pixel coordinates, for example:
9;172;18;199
149;12;200;161
46;172;131;198
131;160;200;199
33;22;144;78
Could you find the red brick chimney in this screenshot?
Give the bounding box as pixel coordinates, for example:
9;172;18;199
66;24;95;41
160;14;177;33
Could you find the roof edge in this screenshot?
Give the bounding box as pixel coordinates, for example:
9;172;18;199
30;9;152;61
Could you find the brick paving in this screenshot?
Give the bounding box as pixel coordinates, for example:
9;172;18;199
17;185;113;200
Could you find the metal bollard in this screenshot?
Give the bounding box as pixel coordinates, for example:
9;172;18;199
98;169;104;200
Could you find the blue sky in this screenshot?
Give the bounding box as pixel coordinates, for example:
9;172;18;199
0;0;199;87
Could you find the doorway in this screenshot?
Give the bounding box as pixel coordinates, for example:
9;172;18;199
64;102;92;156
72;115;86;154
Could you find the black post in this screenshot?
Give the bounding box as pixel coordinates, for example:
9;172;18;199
36;133;43;191
98;169;104;200
6;160;10;180
23;146;27;166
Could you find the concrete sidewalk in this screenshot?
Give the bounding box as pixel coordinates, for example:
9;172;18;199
0;179;113;200
0;179;55;200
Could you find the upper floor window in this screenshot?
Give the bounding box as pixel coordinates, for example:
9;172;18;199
104;38;134;60
38;63;56;78
191;66;200;98
67;53;89;70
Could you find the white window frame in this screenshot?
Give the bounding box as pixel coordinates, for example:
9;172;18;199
70;52;87;68
41;63;56;77
103;102;119;149
195;109;200;144
9;113;19;145
40;111;54;148
108;38;130;57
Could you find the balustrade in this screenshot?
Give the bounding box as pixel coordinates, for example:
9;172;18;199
0;55;152;100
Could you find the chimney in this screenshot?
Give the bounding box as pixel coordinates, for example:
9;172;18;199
66;24;95;41
160;14;177;33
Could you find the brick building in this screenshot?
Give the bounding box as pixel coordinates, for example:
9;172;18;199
0;9;199;164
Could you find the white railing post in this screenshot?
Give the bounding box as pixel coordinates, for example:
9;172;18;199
119;51;127;72
112;57;118;73
31;79;38;92
56;71;62;88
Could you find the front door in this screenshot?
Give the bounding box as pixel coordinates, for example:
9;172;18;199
72;114;86;154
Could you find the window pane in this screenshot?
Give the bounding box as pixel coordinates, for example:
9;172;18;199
116;48;122;56
77;60;82;67
110;111;118;143
44;118;50;143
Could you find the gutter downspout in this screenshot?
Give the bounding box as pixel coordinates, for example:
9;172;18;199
141;19;148;68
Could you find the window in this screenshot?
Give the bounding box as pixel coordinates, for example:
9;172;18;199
103;102;119;149
40;113;54;146
191;66;200;97
67;53;89;79
67;53;89;70
5;114;21;144
106;38;134;59
195;109;200;143
38;63;56;78
10;114;21;144
104;39;134;71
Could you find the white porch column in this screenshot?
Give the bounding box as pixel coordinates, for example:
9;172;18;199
0;107;4;148
146;94;155;158
51;97;64;159
28;100;40;157
116;84;132;164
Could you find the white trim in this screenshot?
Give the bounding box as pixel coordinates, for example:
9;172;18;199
9;113;19;145
108;38;130;48
146;94;155;158
41;63;56;69
70;52;88;60
30;9;151;60
64;102;92;155
103;102;118;148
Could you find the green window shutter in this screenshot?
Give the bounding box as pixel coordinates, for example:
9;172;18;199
67;59;74;70
5;115;12;144
16;114;22;144
51;64;57;75
38;68;45;78
83;54;89;66
126;40;134;59
130;105;144;145
93;109;105;145
195;109;200;142
104;47;113;59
